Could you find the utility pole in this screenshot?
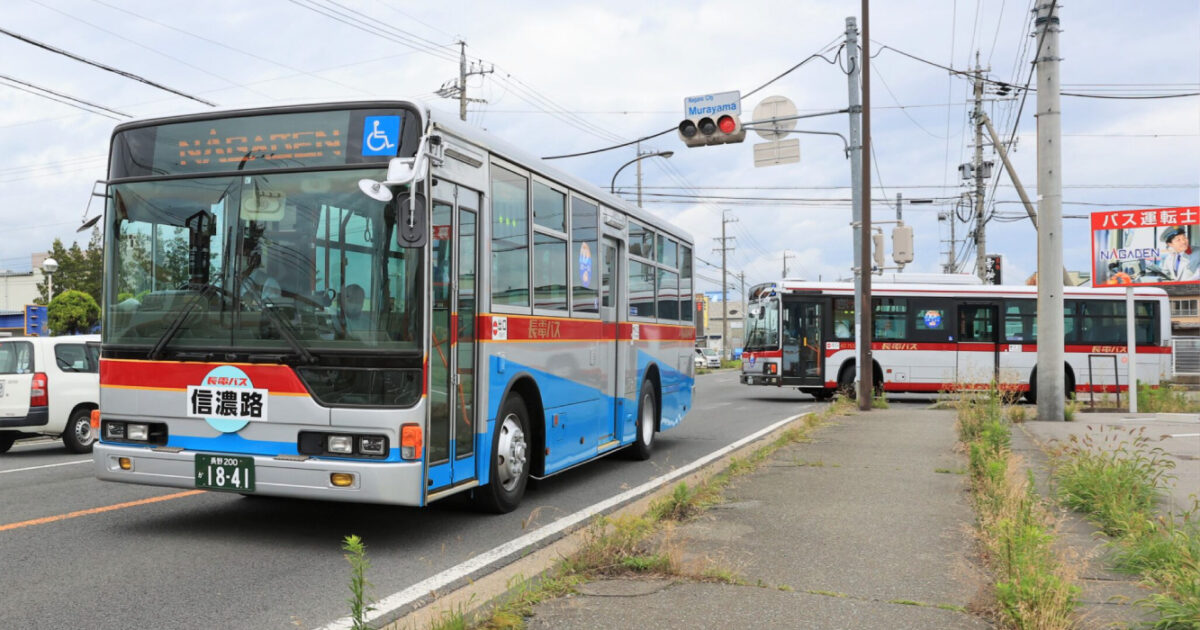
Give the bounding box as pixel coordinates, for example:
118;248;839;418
435;41;493;121
738;271;747;352
896;192;902;221
846;16;869;408
1035;1;1065;421
714;210;737;360
783;250;795;278
973;52;988;281
858;1;874;411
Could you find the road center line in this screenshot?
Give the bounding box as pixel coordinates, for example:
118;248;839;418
317;408;814;630
0;460;90;475
0;490;205;533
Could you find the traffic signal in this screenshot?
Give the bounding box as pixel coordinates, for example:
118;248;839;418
678;113;746;147
985;254;1002;285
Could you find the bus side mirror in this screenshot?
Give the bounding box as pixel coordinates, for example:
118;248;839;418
395;192;428;248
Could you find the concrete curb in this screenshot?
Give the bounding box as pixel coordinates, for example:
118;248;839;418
366;410;821;630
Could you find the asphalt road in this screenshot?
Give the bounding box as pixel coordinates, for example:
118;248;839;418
0;370;821;630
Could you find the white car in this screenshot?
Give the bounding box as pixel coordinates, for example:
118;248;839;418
0;335;100;454
694;347;721;369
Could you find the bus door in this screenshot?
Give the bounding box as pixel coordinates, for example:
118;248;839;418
427;184;479;494
782;299;824;386
600;236;623;442
956;303;1000;387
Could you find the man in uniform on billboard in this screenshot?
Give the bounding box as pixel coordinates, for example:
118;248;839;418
1160;226;1199;282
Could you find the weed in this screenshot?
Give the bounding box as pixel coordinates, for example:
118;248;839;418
1052;428;1200;626
341;534;374;630
872;393;890;409
1138;383;1200;413
648;482;701;522
1063;399;1080;422
957;387;1079;629
935;467;966;475
1005;405;1028;424
700;566;744;584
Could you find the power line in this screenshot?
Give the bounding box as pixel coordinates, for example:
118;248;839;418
0;25;216;106
0;74;128;120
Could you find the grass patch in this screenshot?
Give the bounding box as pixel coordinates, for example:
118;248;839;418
1138;383;1200;413
1051;426;1200;626
957;388;1079;629
935;467;966;475
872;393;890;409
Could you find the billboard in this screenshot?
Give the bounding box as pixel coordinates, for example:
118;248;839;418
1091;206;1199;286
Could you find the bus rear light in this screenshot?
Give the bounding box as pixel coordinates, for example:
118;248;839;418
400;424;423;460
330;473;355;487
30;372;48;407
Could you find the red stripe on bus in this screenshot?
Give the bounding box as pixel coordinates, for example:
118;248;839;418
100;359;308;393
823;342;1172;357
477;314;693;342
744;350;782;359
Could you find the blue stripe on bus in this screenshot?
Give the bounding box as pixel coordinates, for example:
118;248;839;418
484;351;694;479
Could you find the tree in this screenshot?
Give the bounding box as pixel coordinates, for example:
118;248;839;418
36;229;103;306
47;290;100;336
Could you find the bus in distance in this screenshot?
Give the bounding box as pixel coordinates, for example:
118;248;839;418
740;278;1171;401
93;101;696;512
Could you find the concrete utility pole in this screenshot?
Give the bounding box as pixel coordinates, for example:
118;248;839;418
1035;0;1065;421
783;250;795;278
846;16;870;408
973;52;989;282
436;41;493;121
715;210;737;359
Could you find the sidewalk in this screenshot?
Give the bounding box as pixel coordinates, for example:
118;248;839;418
523;406;994;629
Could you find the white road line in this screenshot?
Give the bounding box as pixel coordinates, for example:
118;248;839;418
0;460;90;475
1165;433;1199;439
316;410;812;630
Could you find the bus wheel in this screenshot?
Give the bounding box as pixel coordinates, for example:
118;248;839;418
63;408;96;454
477;396;530;514
837;369;856;400
626;381;656;461
1025;367;1075;404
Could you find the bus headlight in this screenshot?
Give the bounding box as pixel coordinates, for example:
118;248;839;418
359;436;386;456
127;423;150;441
327;435;354;454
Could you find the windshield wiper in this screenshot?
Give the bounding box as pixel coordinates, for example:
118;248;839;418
148;283;226;361
242;290;315;365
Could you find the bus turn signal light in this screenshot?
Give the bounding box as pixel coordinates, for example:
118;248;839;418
90;409;101;430
400;424;423;460
330;473;354;487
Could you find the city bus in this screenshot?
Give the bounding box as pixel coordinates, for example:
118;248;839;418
92;100;695;512
739;278;1172;401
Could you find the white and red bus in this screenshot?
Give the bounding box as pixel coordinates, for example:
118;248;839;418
92;101;695;512
739;278;1172;401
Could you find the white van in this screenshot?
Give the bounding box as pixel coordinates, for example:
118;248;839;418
0;335;100;454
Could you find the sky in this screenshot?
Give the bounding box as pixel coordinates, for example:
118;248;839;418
1;0;1197;296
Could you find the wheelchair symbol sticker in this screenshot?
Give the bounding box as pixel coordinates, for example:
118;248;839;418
361;116;400;156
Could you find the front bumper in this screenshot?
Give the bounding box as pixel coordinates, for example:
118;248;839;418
93;442;427;505
741;374;781;386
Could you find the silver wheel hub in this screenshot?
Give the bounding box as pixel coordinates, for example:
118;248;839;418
496;414;527;491
76;417;94;445
639;394;654;446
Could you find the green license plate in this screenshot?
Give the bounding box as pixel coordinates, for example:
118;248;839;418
195;454;255;492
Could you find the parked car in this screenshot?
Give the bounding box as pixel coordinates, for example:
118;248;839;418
0;335;100;454
694;347;721;369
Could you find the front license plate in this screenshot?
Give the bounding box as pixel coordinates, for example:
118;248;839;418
195;454;255;492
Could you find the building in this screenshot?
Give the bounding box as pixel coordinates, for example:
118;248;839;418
1165;284;1199;337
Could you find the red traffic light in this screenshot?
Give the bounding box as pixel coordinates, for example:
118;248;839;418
718;115;737;134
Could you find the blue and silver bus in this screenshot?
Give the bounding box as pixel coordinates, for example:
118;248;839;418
93;101;695;512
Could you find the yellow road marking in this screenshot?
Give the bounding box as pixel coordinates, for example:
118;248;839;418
0;490;205;532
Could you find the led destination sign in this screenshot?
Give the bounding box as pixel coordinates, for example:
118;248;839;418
109;107;417;178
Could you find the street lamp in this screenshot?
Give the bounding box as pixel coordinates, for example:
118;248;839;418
610;150;673;207
42;257;58;302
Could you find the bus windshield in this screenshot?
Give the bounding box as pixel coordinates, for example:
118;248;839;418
744;298;780;351
103;169;423;357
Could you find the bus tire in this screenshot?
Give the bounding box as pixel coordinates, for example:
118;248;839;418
626;381;657;461
62;407;96;454
1025;366;1075;404
806;388;834;402
476;396;530;514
